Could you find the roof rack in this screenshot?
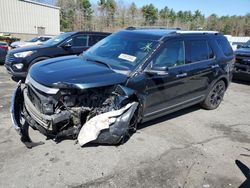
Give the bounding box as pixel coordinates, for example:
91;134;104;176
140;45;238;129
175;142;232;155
176;30;219;34
126;26;181;30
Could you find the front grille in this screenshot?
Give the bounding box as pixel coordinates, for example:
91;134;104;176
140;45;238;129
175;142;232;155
27;85;43;113
236;54;250;65
236;54;250;59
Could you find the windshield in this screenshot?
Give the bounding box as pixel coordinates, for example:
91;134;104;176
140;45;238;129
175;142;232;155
27;37;39;42
84;32;158;71
242;40;250;48
43;32;73;46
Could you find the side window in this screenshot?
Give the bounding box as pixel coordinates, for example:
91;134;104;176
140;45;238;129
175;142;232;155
44;37;51;41
152;40;185;68
217;37;233;56
89;35;106;46
189;40;212;63
70;35;88;47
40;37;47;42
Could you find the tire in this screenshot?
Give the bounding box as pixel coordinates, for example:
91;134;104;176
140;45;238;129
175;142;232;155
201;80;226;110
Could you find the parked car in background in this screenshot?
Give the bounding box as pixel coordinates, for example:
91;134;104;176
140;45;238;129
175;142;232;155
233;40;250;81
10;28;234;148
10;36;52;49
0;41;8;64
5;31;110;81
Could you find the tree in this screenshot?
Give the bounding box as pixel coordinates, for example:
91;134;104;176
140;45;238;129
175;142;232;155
141;4;158;25
57;0;76;31
206;14;219;31
79;0;92;20
56;0;250;36
98;0;116;27
159;6;169;26
78;0;93;30
168;9;176;25
129;2;137;20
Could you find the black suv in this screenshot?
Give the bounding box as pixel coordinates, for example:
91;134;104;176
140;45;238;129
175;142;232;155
11;28;234;148
5;31;110;80
234;40;250;81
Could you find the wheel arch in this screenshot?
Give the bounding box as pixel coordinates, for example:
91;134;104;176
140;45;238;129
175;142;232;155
209;75;229;92
29;56;51;69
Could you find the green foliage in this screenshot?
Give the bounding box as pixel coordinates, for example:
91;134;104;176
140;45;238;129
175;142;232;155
56;0;250;36
98;0;117;27
79;0;93;20
57;0;93;31
129;2;137;19
141;4;158;25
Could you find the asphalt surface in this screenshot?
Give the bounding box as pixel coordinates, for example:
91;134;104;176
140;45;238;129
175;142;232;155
0;65;250;188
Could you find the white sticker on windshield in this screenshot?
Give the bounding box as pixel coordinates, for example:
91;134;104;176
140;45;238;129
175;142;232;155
118;53;136;62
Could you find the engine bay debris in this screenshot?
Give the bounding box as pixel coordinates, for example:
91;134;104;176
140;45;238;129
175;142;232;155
10;79;140;148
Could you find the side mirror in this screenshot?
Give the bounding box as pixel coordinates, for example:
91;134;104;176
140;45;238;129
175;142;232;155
144;64;169;76
62;42;72;49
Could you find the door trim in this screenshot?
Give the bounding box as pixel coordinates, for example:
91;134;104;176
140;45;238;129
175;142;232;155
144;95;204;117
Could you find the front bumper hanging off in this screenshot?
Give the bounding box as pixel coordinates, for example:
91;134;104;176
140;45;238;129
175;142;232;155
10;81;45;148
10;82;139;148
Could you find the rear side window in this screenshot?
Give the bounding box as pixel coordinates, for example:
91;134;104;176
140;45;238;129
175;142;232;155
72;35;88;46
217;37;233;56
189;40;213;63
89;35;106;46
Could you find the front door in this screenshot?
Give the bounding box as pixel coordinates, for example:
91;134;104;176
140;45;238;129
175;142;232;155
143;38;203;119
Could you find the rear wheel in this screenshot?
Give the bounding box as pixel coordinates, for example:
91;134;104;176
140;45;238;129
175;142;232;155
201;80;226;110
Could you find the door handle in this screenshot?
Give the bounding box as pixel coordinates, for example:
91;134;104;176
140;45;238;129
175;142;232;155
176;73;187;78
211;64;219;69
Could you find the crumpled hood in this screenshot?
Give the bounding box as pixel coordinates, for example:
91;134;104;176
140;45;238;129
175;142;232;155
29;55;128;89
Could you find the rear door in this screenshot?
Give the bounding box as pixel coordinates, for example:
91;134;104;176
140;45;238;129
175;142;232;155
185;36;217;97
88;34;108;47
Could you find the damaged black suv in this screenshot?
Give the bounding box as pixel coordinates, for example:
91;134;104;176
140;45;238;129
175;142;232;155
11;28;234;148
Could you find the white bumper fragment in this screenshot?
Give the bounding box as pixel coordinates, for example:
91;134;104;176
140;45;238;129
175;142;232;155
77;102;138;146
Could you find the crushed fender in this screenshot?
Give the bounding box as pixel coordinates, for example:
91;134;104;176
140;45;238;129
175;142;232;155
10;79;140;148
77;102;138;146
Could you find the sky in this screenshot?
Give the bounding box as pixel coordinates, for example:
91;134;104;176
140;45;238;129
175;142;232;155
90;0;250;17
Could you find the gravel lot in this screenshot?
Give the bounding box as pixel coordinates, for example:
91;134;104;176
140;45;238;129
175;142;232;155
0;65;250;188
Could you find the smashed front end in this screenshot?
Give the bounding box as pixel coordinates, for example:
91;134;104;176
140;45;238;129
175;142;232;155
11;74;139;148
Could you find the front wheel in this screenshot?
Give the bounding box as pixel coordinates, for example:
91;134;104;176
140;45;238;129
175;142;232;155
201;80;226;110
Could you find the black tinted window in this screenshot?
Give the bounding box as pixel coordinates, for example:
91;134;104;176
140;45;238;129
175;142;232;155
72;35;88;46
217;37;233;56
153;40;185;68
189;40;212;63
89;35;106;46
208;46;214;59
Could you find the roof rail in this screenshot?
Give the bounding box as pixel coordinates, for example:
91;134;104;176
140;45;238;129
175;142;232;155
126;26;181;30
176;30;219;34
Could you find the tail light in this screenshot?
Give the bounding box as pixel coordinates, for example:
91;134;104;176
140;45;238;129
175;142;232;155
0;45;8;51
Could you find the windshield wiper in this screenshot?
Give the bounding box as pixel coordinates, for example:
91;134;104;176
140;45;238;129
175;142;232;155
86;58;113;70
